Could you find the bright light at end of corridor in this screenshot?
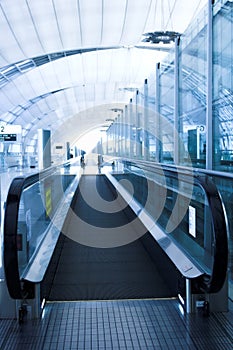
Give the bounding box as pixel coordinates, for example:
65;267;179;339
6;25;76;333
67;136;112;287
75;129;106;154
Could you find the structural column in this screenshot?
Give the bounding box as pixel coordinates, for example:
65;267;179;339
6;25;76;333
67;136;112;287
144;79;150;160
38;129;51;170
206;0;213;170
174;36;180;165
155;63;162;162
116;116;120;156
124;105;128;157
129;99;134;158
113;123;117;156
136;90;141;158
118;113;122;157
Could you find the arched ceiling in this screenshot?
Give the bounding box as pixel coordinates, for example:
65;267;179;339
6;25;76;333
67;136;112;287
0;0;207;149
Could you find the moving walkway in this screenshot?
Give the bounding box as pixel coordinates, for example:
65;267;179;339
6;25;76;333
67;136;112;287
2;159;229;320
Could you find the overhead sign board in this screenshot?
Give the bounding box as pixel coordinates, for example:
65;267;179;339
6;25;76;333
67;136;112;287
0;124;22;143
0;133;17;142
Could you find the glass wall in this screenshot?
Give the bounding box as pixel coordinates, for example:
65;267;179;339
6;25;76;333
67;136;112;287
111;1;233;172
179;9;208;167
212;0;233;301
213;0;233;170
105;0;233;301
106;1;233;173
159;57;175;163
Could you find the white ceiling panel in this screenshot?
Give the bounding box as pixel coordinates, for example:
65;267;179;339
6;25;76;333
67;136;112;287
26;68;49;94
27;1;63;53
102;0;129;45
20;110;34;123
118;0;154;44
0;90;15;112
53;0;82;50
0;1;27;63
78;0;103;47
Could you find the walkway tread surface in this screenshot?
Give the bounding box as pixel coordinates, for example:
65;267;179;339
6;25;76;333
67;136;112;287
42;175;176;300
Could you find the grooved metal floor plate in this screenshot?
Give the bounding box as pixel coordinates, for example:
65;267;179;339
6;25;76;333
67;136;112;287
1;299;233;349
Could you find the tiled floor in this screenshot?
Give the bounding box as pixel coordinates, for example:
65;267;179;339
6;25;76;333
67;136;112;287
0;298;233;350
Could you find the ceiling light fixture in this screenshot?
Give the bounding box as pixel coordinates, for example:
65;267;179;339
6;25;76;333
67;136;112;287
142;31;180;44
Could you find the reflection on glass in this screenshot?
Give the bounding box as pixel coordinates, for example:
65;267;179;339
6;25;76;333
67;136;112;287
17;165;77;276
118;162;214;274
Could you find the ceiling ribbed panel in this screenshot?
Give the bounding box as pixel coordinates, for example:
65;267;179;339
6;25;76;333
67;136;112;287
78;0;103;47
53;1;81;50
0;0;30;64
118;0;154;44
25;1;63;53
0;0;208;67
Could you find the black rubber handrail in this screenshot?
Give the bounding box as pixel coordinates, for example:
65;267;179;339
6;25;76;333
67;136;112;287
193;174;228;293
4;167;58;299
122;159;228;293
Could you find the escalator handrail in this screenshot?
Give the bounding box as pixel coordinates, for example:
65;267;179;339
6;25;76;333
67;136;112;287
194;174;228;293
3;166;59;299
127;158;233;180
121;159;228;293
